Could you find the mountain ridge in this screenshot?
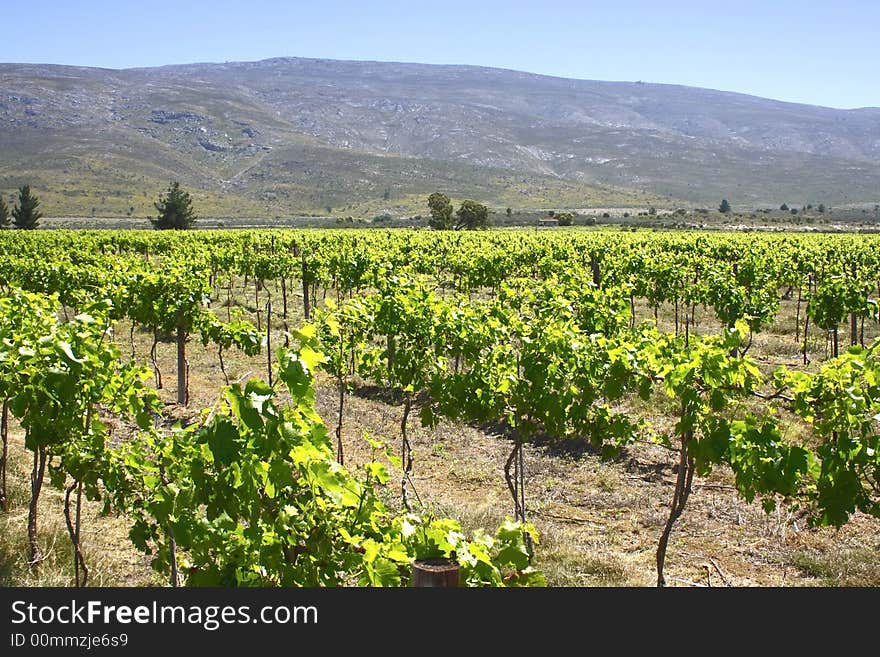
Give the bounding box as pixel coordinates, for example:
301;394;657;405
1;56;878;218
119;57;880;112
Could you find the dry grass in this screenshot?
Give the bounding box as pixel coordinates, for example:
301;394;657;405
0;427;162;587
313;380;880;587
2;280;878;588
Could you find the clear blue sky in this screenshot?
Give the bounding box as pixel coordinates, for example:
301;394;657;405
2;0;878;109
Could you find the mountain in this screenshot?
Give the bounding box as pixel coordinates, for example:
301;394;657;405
1;56;879;219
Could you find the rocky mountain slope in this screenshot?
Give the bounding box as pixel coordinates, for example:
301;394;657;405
1;57;878;218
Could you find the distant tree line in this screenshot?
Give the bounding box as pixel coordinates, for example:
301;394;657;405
427;192;490;230
0;181;201;231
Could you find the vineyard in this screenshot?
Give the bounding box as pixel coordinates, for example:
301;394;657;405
1;227;879;587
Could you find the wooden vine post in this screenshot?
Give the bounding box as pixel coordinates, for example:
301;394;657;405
302;254;311;320
177;314;187;405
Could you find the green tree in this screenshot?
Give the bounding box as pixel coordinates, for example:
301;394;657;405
427;192;454;230
151;181;197;230
780;203;789;211
0;196;8;228
12;185;42;230
719;199;731;213
455;199;490;230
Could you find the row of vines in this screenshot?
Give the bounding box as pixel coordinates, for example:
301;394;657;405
1;228;879;587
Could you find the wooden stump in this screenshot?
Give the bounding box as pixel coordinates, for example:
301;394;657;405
412;559;460;587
